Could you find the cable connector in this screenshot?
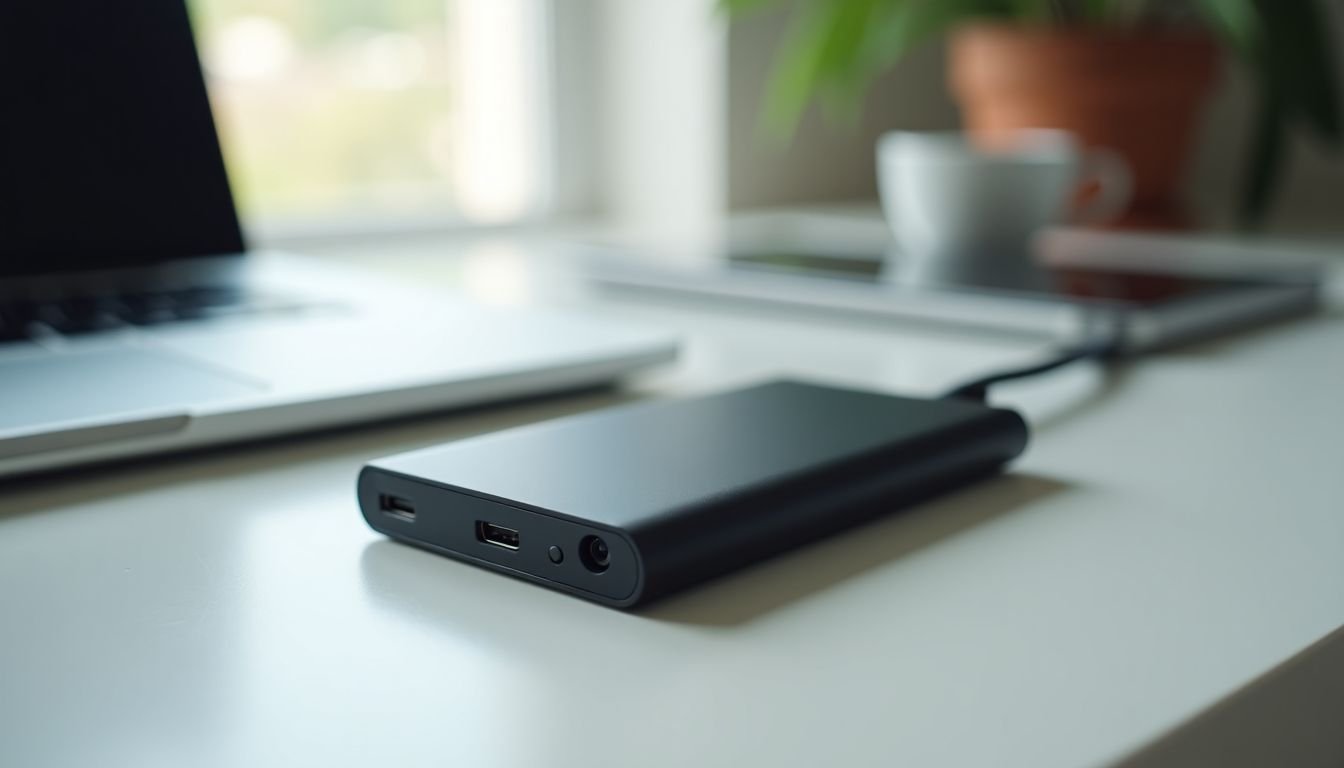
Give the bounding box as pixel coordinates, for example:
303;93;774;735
942;335;1123;403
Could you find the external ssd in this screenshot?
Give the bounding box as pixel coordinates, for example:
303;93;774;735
358;380;1029;609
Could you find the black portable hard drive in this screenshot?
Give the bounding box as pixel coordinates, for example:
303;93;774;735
358;380;1029;609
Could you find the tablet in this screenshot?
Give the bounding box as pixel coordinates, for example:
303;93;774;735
592;247;1322;353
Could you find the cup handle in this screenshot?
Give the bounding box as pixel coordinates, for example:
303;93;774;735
1074;148;1133;225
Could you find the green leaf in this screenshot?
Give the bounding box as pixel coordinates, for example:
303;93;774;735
1193;0;1257;54
814;0;888;122
858;0;1008;79
1076;0;1113;23
1203;0;1341;223
1007;0;1055;21
716;0;784;15
762;0;911;132
761;0;853;132
1255;0;1342;145
813;0;886;85
1240;90;1286;228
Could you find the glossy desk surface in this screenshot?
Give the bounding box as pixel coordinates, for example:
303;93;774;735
2;238;1342;768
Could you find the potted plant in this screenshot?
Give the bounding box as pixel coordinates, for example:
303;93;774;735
720;0;1341;228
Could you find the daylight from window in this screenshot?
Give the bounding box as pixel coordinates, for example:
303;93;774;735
190;0;547;226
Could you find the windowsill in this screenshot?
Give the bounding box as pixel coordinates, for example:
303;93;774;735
245;210;560;250
252;200;1344;269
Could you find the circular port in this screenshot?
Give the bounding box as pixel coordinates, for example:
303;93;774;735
579;535;610;573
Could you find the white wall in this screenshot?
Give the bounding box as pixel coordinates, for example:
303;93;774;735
588;0;727;248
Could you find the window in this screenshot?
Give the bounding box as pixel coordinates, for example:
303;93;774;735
188;0;553;231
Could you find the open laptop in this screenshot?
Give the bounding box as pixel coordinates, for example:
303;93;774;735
0;1;677;479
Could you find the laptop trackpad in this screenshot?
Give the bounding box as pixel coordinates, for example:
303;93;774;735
0;347;263;436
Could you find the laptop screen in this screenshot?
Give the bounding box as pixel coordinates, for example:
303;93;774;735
0;1;245;277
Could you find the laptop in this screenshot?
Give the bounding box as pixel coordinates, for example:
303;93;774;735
0;1;677;479
591;218;1322;354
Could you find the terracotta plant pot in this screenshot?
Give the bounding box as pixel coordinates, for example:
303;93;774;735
949;23;1220;229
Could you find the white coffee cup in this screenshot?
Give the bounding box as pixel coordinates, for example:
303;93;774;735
876;130;1131;281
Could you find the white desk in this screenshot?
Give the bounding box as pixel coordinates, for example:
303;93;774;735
2;237;1342;768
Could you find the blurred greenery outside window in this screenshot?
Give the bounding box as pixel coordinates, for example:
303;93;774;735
189;0;550;229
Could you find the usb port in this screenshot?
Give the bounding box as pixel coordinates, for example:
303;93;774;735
379;494;417;522
476;521;520;550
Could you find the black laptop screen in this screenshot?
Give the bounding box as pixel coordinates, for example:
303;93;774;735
0;1;245;277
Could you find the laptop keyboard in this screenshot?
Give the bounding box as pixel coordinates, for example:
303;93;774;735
0;285;308;342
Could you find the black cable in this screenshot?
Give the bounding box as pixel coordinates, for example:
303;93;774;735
941;335;1122;403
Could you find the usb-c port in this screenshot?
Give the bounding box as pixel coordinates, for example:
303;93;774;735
379;494;416;522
